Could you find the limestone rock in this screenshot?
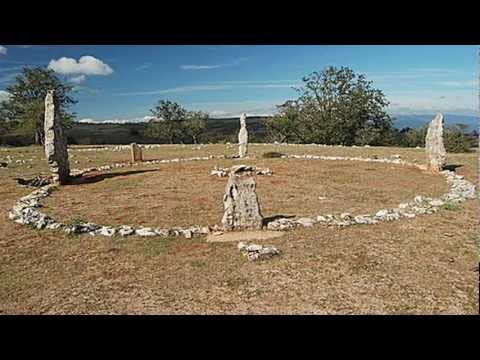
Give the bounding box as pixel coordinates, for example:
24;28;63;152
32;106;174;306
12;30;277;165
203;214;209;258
14;175;51;188
118;225;135;236
238;113;248;158
238;242;280;261
296;217;315;227
425;113;447;172
221;169;263;231
44;90;70;184
130;143;143;162
135;227;156;236
266;218;297;231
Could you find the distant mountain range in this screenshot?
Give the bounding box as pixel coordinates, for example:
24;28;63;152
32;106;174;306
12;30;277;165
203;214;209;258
392;114;478;131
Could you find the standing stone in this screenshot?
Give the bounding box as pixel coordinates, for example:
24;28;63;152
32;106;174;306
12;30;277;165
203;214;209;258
238;113;248;158
222;166;263;231
425;113;447;172
130;143;143;162
44;90;70;184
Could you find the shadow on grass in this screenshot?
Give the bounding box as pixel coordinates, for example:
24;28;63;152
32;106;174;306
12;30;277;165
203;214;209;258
263;214;296;226
443;164;463;172
68;169;160;185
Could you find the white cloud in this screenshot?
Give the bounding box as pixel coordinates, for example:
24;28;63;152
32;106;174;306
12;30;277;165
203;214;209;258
180;64;222;70
0;66;22;73
0;46;7;55
135;63;152;71
209;110;227;116
187;99;281;118
116;84;229;96
77;116;152;124
180;57;248;70
0;90;10;102
437;80;477;87
116;80;300;96
48;55;113;76
69;74;86;84
0;72;19;84
386;89;477;116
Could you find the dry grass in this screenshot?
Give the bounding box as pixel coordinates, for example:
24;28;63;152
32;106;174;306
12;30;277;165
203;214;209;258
0;144;478;314
42;158;448;228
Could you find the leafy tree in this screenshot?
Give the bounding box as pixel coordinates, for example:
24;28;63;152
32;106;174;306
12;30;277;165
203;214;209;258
266;66;393;145
0;67;77;145
146;100;187;144
185;111;208;144
444;125;471;153
265;100;307;143
401;125;428;148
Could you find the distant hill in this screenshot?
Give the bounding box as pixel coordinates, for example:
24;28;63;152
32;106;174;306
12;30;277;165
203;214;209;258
393;114;478;131
66;116;270;145
63;114;477;145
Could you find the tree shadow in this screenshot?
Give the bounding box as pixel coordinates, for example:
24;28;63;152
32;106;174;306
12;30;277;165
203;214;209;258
67;169;160;185
443;164;463;172
263;214;296;226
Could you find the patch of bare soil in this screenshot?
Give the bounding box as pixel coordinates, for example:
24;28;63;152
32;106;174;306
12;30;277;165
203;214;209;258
41;159;448;228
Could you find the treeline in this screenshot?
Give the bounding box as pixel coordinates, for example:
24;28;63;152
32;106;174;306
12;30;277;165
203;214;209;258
0;66;477;152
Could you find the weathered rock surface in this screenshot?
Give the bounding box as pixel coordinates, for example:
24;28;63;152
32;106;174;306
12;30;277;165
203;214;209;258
238;113;248;158
14;175;51;188
44;90;70;184
238;242;280;261
211;165;272;177
425;113;447;172
222;168;263;231
130;143;143;162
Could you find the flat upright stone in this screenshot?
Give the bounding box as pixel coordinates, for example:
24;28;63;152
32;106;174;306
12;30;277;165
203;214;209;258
425;113;447;172
44;90;70;184
238;113;248;158
130;143;143;162
221;168;263;231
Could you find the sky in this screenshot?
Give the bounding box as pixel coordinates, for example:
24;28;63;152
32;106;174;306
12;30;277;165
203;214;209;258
0;45;478;123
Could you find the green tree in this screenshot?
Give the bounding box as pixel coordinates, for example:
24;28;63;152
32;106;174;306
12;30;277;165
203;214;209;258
266;66;393;145
444;125;471;153
146;100;187;144
184;111;208;144
401;125;428;148
0;67;77;145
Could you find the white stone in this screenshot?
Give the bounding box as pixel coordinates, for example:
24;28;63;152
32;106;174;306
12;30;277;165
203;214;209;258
238;113;248;158
222;170;263;231
425;113;447;172
44;90;70;184
135;227;156;236
296;217;315;227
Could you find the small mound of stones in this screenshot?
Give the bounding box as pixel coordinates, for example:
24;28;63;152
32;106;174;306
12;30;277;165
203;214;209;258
237;242;280;261
211;165;272;177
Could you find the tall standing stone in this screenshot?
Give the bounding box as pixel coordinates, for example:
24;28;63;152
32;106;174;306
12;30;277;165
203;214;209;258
44;90;70;184
222;166;263;231
425;113;447;172
130;143;143;162
238;113;248;158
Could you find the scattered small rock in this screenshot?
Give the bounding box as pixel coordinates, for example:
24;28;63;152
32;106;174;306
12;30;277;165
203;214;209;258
238;242;280;261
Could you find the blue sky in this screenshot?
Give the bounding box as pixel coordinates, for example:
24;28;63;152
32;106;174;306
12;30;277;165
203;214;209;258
0;45;478;123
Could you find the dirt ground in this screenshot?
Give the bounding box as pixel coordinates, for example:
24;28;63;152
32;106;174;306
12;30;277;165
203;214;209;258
0;144;478;314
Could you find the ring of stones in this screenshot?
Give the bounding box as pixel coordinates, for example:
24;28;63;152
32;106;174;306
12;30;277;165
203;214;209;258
8;153;476;238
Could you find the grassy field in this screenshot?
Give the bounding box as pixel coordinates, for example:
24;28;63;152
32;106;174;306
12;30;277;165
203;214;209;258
0;144;478;314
